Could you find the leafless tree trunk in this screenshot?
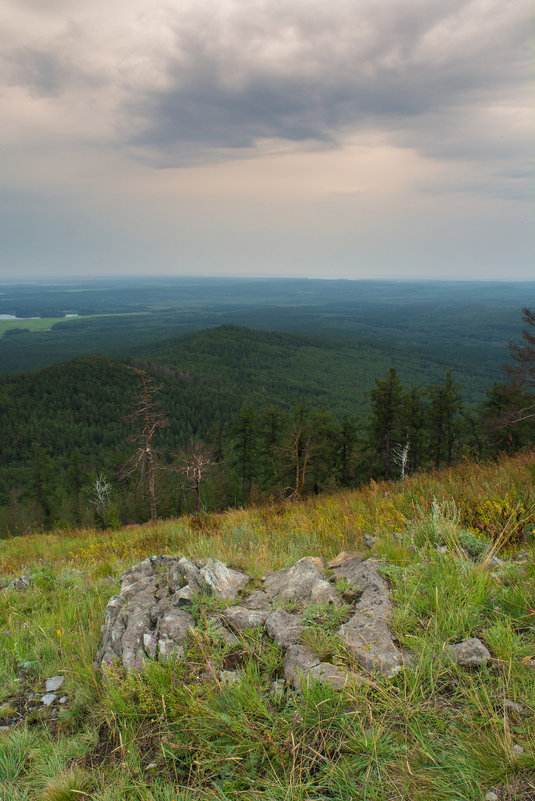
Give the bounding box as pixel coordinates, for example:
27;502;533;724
120;370;167;522
177;441;213;517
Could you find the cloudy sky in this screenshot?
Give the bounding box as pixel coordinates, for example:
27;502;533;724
1;0;533;280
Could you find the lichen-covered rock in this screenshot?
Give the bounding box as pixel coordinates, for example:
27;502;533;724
337;560;405;677
264;558;340;606
97;553;407;688
327;551;362;569
265;608;303;647
222;606;269;630
446;638;491;667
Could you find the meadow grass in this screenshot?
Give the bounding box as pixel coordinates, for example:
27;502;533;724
0;453;534;800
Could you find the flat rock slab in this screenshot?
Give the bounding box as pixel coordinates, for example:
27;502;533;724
45;676;64;692
265;608;303;647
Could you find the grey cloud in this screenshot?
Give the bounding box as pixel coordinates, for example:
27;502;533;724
123;0;532;166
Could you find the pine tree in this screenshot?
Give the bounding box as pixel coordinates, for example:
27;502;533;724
367;368;404;479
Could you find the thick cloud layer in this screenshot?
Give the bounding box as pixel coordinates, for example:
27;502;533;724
0;0;533;278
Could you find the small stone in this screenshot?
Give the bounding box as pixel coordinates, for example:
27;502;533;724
145;762;158;771
436;545;448;554
59;696;68;704
446;638;491;667
514;549;529;561
504;699;526;716
484;792;499;801
513;744;524;755
45;676;64;692
41;693;57;706
0;726;11;734
363;535;377;549
488;556;503;567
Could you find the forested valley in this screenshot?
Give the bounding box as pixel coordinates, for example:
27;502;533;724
1;315;533;537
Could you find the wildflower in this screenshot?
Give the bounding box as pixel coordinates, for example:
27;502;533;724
57;629;62;637
494;606;501;612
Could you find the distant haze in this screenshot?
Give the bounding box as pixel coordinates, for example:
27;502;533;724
0;0;533;280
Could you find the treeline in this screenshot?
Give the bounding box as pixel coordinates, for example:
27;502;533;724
1;355;533;536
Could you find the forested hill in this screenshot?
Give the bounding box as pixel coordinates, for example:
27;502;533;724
132;324;497;410
1;323;532;535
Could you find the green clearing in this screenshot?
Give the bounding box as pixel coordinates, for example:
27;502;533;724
0;312;148;339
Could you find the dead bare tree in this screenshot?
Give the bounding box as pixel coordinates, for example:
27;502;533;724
120;370;167;522
279;410;316;501
177;440;214;517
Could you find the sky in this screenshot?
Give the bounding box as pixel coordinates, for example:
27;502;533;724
1;0;533;281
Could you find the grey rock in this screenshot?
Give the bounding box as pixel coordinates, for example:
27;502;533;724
308;662;354;689
222;606;269;630
514;549;530;561
97;559;195;671
446;638;491;667
340;614;404;677
284;644;321;688
59;696;68;704
0;726;11;734
484;793;499;801
265;558;340;606
41;693;57;706
337;561;405;677
265;608;303;647
363;535;378;549
504;699;527;716
156;609;194;661
9;575;33;591
242;590;272;610
436;545;448;554
513;744;524;755
172;585;194;604
45;676;64;692
177;558;206;594
488;556;503;567
199;558;250;599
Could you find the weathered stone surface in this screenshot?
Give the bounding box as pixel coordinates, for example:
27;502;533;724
446;638;491;667
242;590;272;610
199;558;250;599
284;644;321;688
309;662;354;689
98;554;406;687
265;558;340;606
41;693;57;706
45;676;64;692
265;608;303;647
222;606;269;630
337;560;405;677
219;670;240;687
504;699;527;716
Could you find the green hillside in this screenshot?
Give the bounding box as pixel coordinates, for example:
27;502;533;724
0;454;534;800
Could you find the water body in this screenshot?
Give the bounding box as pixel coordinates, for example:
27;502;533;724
0;314;39;320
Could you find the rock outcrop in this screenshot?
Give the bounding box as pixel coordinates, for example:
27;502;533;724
96;552;408;688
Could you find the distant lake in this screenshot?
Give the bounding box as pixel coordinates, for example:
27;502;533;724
0;314;39;320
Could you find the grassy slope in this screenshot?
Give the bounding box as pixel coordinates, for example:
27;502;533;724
1;454;534;800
